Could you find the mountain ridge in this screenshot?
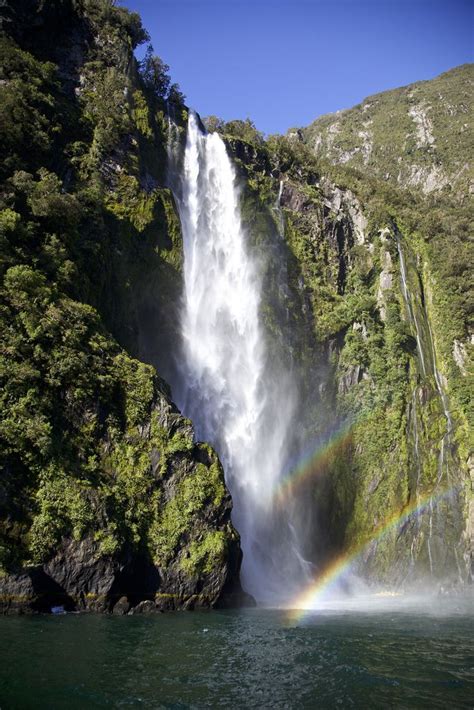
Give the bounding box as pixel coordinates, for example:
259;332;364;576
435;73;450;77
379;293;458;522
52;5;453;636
293;63;473;197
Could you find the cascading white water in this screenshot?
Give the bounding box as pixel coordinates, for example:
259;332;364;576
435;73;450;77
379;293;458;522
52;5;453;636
397;242;427;377
170;113;309;601
272;180;285;238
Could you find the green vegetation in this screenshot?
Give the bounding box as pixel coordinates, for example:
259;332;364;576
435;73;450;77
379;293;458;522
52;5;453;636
0;0;235;596
221;73;472;580
180;531;227;576
151;455;226;567
299;64;474;198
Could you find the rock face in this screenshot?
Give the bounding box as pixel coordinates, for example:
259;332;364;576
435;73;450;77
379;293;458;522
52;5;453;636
112;596;130;615
226;124;473;588
0;0;253;614
297;64;474;197
44;538;124;612
0;388;252;614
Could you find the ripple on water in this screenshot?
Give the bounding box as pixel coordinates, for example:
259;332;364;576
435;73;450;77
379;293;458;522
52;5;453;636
0;605;473;709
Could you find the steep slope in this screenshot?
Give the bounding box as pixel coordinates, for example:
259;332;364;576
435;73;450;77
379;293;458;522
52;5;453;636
295;64;474;196
217;107;473;588
0;0;248;613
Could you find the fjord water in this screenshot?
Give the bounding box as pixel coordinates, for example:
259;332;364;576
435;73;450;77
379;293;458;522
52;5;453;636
169;113;309;602
1;603;473;709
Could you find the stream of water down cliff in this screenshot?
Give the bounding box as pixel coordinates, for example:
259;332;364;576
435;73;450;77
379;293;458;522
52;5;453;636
169;113;311;602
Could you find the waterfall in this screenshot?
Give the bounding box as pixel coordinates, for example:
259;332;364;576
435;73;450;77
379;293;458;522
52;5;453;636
169;112;310;602
397;242;427;377
272;180;285;238
397;239;452;450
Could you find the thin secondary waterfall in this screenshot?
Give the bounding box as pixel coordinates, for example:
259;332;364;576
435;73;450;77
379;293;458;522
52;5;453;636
169;112;309;601
397;242;427;377
397;238;465;580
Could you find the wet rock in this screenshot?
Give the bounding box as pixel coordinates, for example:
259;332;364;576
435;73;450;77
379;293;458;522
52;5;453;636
112;596;130;615
280;183;312;213
338;365;364;394
44;537;124;613
130;600;158;614
0;567;76;614
367;475;382;495
453;339;468;375
377;249;394;321
215;590;256;609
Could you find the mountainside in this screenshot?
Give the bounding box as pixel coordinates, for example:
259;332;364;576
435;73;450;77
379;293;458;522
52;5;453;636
0;0;249;613
295;65;474;197
220;127;472;587
208;66;473;587
0;0;472;614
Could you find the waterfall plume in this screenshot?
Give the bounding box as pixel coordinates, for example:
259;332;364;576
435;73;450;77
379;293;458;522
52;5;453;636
168;112;311;602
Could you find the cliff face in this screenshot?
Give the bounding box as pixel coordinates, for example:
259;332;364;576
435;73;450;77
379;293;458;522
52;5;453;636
222;112;472;587
295;64;474;197
286;69;473;585
0;0;249;613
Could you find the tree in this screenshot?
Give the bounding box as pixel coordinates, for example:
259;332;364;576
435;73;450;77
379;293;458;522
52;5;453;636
167;82;186;106
204;115;224;134
139;45;171;99
223;118;264;145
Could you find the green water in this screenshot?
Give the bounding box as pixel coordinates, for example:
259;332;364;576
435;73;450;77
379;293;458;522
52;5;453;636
1;601;473;709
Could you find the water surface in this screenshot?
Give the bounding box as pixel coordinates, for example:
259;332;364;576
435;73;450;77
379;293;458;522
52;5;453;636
1;601;473;708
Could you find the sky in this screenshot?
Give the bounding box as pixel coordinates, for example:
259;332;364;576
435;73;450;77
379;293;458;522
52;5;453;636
124;0;473;135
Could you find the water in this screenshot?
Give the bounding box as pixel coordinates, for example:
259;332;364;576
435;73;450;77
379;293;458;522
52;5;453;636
1;603;473;708
169;113;308;602
397;238;465;581
272;179;285;237
397;241;427;377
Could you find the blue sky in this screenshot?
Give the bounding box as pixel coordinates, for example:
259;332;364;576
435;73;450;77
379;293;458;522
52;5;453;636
124;0;473;135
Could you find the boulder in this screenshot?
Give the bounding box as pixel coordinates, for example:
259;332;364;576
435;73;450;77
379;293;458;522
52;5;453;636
112;596;130;615
130;600;158;614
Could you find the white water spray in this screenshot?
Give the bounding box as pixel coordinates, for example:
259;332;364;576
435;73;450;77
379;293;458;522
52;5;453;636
170;113;308;601
272;180;285;238
397;242;427;377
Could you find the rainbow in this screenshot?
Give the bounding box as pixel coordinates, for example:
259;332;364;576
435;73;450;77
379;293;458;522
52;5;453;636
272;418;355;508
286;484;459;620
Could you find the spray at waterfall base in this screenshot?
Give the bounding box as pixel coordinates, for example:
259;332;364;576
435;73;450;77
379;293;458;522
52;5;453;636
268;399;467;606
283;485;463;614
266;420;465;610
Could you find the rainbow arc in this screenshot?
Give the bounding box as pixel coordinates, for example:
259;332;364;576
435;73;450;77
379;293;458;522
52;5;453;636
286;485;459;620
